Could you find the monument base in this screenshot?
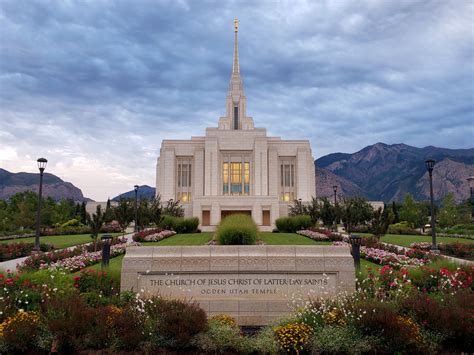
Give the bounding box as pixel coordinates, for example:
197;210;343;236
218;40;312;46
121;245;355;326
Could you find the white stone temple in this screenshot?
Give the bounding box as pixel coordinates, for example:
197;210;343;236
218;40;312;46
156;19;315;231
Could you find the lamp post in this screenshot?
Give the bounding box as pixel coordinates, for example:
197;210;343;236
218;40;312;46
134;185;139;232
333;185;338;231
349;234;362;271
34;158;47;252
467;177;474;222
425;159;438;252
101;234;113;269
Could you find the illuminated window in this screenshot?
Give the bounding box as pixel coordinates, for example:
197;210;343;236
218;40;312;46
176;157;192;202
280;158;295;201
222;153;250;195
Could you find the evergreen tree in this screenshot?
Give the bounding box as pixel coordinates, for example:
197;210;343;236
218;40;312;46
113;199;134;234
163;199;184;217
89;205;105;251
340;197;373;234
80;201;89;225
305;197;320;225
371;207;394;239
150;195;164;226
438;193;458;228
104;198;114;223
289;199;306;216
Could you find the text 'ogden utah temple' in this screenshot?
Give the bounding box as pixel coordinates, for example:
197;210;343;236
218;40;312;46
156;20;315;231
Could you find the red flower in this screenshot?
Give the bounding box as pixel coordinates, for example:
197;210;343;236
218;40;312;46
73;276;81;281
74;284;79;288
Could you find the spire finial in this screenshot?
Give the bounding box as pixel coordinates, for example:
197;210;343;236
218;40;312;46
232;19;240;74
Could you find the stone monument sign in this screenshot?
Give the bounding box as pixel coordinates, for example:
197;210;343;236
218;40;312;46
121;245;355;326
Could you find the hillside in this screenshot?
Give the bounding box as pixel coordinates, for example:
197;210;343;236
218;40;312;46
316;143;474;202
112;185;156;201
0;168;89;202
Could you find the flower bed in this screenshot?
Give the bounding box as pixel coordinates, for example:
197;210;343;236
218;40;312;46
0;242;54;262
132;228;176;242
411;241;474;259
45;242;139;272
297;230;331;241
0;262;472;353
361;247;429;268
298;229;344;241
19;237;128;271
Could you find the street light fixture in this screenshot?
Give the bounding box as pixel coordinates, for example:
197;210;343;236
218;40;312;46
349;234;362;271
467;177;474;222
101;234;113;270
34;158;48;252
425;159;438;252
333;185;338;231
134;185;139;232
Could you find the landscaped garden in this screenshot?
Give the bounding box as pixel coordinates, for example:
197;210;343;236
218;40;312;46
0;193;473;353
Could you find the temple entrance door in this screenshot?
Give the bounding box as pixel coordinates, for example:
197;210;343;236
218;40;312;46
221;210;252;220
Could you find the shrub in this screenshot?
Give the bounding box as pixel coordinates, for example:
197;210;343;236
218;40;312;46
355;301;422;352
0;311;40;352
274;323;313;353
73;269;117;298
193;317;242;352
147;298;207;348
160;215;199;233
216;214;258;245
41;293;95;352
387;221;420;235
276;215;312;233
310;325;373;354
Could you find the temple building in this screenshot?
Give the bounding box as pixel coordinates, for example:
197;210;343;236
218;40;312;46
156;20;315;231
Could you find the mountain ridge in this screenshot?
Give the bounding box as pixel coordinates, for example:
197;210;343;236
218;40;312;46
0;168;90;202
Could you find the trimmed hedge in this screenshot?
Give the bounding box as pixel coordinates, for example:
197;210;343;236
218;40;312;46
160;215;200;234
216;214;257;245
275;215;312;233
387;222;421;235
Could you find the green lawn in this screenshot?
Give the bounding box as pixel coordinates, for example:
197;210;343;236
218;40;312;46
358;259;381;280
0;233;122;249
258;232;331;245
360;233;474;247
144;232;214;246
78;254;125;284
140;231;331;246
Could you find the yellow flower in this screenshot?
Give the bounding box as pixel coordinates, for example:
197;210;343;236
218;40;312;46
0;311;39;338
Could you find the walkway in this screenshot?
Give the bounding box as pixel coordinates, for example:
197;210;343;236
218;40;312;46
0;232;135;272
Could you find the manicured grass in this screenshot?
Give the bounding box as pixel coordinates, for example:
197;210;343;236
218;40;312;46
141;231;331;246
258;232;331;245
144;232;214;246
359;233;474;247
358;259;381;280
80;254;125;284
0;233;122;249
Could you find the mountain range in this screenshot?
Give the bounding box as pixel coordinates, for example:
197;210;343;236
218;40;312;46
2;143;473;203
315;143;474;202
0;168;88;202
112;185;156;201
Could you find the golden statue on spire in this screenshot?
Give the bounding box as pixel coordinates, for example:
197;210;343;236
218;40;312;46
234;18;239;32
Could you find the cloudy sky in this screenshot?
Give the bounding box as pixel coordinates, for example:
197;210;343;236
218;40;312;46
0;0;473;201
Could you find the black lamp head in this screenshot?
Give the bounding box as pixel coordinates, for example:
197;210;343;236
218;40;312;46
425;159;436;173
134;185;139;192
349;234;362;246
333;185;338;193
37;158;47;171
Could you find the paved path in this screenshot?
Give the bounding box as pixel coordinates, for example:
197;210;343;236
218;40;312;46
0;233;135;272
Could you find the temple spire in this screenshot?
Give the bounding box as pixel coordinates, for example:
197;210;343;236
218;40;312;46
232;18;240;75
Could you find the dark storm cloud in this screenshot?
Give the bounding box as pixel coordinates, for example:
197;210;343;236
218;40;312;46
0;0;472;199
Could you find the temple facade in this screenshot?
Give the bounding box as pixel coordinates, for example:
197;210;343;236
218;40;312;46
156;20;315;231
